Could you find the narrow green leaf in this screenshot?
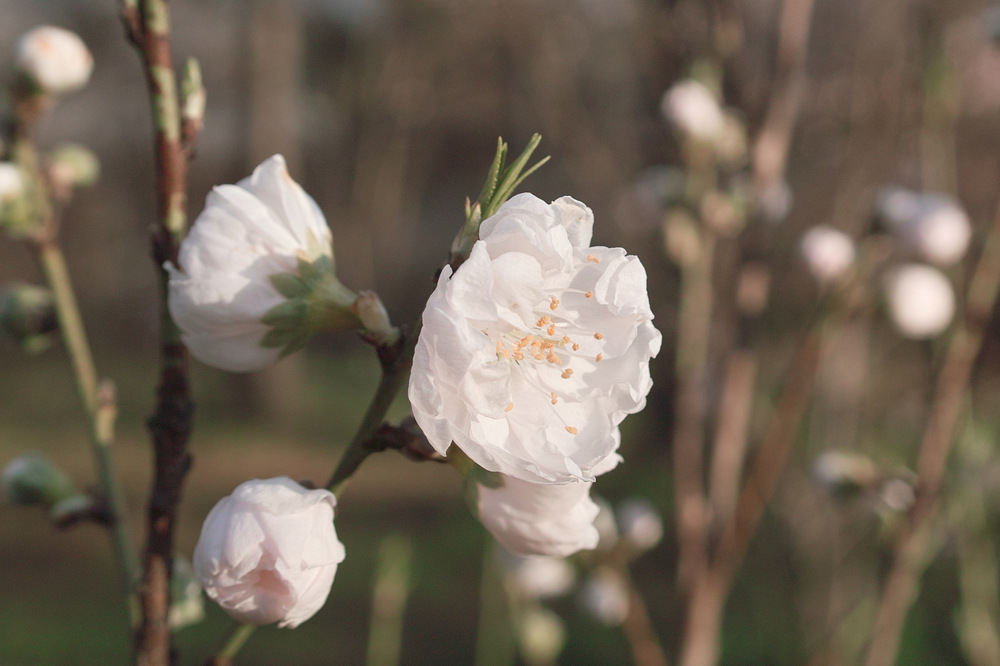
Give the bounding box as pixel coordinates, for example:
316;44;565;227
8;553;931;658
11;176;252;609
475;137;507;207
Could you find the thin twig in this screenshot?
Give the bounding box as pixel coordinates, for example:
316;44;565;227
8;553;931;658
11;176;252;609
123;0;197;663
863;198;1000;666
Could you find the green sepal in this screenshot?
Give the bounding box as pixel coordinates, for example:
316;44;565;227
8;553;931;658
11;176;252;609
269;272;310;299
260;298;308;327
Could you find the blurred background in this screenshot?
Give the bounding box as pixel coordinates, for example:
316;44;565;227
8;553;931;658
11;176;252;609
3;0;1000;663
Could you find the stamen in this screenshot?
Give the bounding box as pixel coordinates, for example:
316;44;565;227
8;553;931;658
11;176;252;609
594;332;604;340
546;352;562;365
513;352;524;360
565;426;579;434
584;291;593;299
572;343;580;351
546;324;556;336
562;336;571;344
560;369;574;379
536;315;552;327
550;392;558;405
587;255;600;263
502;348;511;360
596;353;603;362
505;402;514;413
549;296;560;310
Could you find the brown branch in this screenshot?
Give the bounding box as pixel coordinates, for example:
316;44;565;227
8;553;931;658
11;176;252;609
123;1;196;664
863;198;1000;666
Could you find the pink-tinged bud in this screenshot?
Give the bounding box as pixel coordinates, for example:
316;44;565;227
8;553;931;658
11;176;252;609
16;26;93;95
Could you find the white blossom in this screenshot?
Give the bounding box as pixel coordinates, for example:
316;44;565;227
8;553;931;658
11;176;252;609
579;568;630;626
0;163;25;204
167;155;333;372
660;79;725;141
617;498;664;552
409;193;661;483
877;188;972;266
193;477;345;628
883;263;955;339
16;26;93;95
474;474;601;557
800;225;855;285
498;550;577;599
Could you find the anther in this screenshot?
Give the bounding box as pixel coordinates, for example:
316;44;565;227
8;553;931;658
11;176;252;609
587;255;600;263
561;369;574;379
572;343;580;351
584;291;593;299
594;332;604;340
546;325;556;336
565;426;578;434
596;353;603;362
550;392;558;405
536;315;551;327
505;402;514;413
549;296;560;310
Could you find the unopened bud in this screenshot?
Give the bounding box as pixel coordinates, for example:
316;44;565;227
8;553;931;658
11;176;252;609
518;607;566;664
2;452;76;507
882;263;955;339
800;226;855;285
0;284;58;352
48;143;100;198
617;498;664;553
353;290;398;345
15;26;93;95
180;58;206;137
579;568;630;626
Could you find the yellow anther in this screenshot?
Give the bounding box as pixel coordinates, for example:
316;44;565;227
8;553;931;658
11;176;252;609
520;335;535;346
584;291;593;299
594;332;604;340
565;426;578;434
550;296;560;310
572;343;580;351
513;352;524;360
587;255;600;263
561;369;574;379
546;352;562;365
496;340;503;354
596;353;603;362
536;315;552;327
547;325;556;336
502;348;511;360
550;392;558;405
505;402;514;413
562;336;571;344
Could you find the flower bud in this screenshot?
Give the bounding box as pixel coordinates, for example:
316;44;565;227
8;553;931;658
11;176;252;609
352;290;398;345
877;188;971;266
469;471;600;557
2;452;75;507
0;162;34;236
518;607;566;664
800;225;855;285
498;549;576;599
15;26;93;95
0;283;57;352
169;556;206;630
0;163;25;204
168;155;360;371
812;450;878;495
882;263;955;339
579;568;630;626
617;498;664;552
193;477;345;628
47;143;100;197
660;79;725;141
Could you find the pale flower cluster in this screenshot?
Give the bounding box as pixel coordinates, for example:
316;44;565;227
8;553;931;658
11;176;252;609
882;263;955;339
16;26;93;95
877;187;972;266
799;225;855;285
660;79;725;141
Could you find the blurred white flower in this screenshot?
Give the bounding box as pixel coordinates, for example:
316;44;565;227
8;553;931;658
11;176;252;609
883;263;955;339
617;498;664;552
473;474;601;557
877;188;972;266
167;155;337;372
812;450;878;491
0;163;25;204
800;225;855;285
193;477;345;628
409;193;661;484
499;550;576;599
579;568;630;626
16;26;93;95
518;607;567;664
660;79;725;141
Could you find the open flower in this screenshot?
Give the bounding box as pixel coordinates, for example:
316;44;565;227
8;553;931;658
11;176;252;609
193;477;345;628
168;155;356;371
16;26;93;95
409;193;660;484
473;474;601;557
